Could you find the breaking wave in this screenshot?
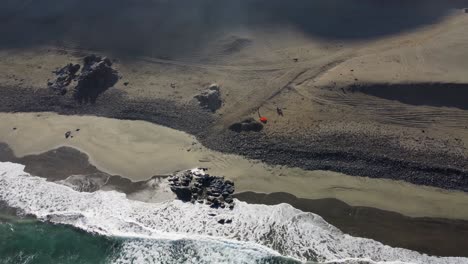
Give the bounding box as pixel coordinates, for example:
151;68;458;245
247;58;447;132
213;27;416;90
0;162;466;264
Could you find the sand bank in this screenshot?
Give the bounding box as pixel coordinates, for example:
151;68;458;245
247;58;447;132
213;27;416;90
1;112;468;220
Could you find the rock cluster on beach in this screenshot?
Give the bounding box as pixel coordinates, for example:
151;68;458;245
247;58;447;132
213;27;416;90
48;63;81;95
168;169;235;209
194;83;222;112
47;55;119;103
74;55;119;103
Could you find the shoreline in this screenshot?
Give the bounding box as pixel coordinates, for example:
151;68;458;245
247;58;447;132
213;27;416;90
0;86;467;193
1;111;468;258
2;113;468;220
234;191;468;258
1;153;468;258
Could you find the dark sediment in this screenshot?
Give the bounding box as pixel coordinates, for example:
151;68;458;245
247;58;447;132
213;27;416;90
0;86;213;136
235;191;468;258
0;142;97;181
0;85;467;192
203;129;468;192
0;143;168;196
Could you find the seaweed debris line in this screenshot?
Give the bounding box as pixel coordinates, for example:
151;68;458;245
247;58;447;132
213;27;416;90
168;168;235;209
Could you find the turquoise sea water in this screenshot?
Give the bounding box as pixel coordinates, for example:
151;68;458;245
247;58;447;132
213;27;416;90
0;217;300;264
0;217;121;264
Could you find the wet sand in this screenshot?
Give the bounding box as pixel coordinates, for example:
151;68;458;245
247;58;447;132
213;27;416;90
1;141;468;258
235;192;468;258
2;112;468;220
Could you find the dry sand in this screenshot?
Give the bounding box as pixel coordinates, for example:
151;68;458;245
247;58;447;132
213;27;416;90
1;112;468;220
0;7;467;160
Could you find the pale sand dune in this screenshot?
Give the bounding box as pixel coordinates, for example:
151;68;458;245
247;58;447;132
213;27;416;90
1;112;468;220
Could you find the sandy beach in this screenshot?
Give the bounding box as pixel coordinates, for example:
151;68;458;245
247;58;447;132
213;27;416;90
1;112;468;257
0;8;467;192
1;1;468;262
1;112;468;221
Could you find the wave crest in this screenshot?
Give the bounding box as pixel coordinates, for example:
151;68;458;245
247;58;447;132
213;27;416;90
0;162;466;264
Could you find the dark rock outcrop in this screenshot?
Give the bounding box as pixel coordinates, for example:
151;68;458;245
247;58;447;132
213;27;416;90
194;83;222;112
47;55;119;104
229;117;263;132
168;169;235;209
74;55;119;104
47;63;81;95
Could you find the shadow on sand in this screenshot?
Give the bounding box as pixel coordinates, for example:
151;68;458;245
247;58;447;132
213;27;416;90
1;0;467;57
350;82;468;110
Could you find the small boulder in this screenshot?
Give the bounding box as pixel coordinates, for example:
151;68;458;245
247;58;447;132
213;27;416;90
194;83;222;112
48;63;81;94
170;186;192;202
74;55;119;104
229;118;263;132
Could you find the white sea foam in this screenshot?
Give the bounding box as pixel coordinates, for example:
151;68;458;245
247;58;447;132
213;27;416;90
0;162;467;264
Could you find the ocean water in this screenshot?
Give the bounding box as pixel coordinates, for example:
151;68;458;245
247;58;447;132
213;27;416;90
0;220;300;264
0;219;120;264
0;162;467;264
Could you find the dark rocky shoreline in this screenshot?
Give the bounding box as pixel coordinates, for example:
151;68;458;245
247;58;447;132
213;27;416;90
0;85;467;192
168;169;235;209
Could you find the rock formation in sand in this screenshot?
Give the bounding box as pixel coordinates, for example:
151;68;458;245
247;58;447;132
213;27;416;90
47;63;81;95
229;117;263;132
168;169;235;209
47;55;119;103
74;55;119;103
194;83;222;112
